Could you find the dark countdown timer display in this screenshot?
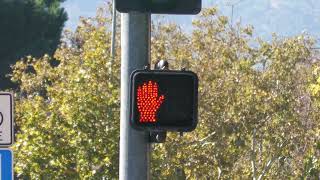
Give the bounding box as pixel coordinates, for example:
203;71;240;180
130;70;198;132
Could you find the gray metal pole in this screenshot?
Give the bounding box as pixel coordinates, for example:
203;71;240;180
120;12;151;180
111;0;116;59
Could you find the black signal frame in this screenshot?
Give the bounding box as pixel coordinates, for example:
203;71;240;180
116;0;202;15
130;69;198;132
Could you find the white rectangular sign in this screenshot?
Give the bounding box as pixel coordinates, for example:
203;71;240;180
0;93;13;146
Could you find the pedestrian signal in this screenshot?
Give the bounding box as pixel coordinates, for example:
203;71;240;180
130;70;198;132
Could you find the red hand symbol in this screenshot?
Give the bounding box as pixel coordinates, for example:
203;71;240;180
137;81;165;123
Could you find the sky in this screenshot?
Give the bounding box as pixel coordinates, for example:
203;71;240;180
62;0;106;30
62;0;320;41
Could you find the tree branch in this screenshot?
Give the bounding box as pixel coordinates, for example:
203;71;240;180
251;128;257;180
257;140;288;180
182;131;216;147
257;156;277;180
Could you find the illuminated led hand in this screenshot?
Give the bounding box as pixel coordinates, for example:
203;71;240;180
137;81;165;123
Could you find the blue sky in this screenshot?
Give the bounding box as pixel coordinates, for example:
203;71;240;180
62;0;106;30
62;0;320;40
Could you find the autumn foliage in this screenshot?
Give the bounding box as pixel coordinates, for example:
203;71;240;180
10;5;320;179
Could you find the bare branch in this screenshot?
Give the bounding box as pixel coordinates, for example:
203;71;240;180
181;131;217;147
257;156;277;180
251;128;257;180
257;140;288;180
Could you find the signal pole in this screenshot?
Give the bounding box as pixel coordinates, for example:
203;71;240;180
120;12;151;180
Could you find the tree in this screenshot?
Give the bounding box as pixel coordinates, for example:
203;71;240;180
151;8;320;179
11;5;320;179
0;0;67;90
12;7;120;179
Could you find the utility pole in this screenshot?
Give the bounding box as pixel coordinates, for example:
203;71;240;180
225;0;244;27
119;12;151;180
111;0;117;60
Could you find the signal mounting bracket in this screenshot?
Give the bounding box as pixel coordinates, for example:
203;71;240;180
149;131;167;143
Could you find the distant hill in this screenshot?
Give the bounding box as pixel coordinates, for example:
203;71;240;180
153;0;320;41
63;0;320;41
221;0;320;40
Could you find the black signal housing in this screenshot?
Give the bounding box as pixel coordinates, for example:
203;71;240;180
130;70;198;132
116;0;202;15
